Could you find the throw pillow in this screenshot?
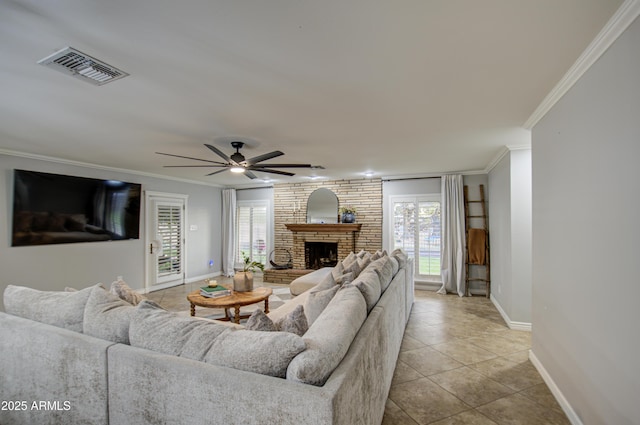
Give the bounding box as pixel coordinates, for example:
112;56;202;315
356;249;368;258
391;249;408;268
341;252;357;268
275;304;309;337
3;284;97;333
246;305;309;337
304;284;340;326
83;285;135;344
357;255;372;272
342;258;362;279
110;277;145;305
331;261;345;280
245;309;278;332
335;271;354;285
311;272;337;293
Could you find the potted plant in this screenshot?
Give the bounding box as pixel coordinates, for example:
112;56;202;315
339;205;358;223
233;251;264;292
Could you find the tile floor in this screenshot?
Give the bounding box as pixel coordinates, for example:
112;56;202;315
146;277;569;425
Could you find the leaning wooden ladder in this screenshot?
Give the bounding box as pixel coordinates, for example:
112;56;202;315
464;184;490;297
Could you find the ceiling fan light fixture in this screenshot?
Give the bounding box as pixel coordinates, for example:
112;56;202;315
230;166;245;173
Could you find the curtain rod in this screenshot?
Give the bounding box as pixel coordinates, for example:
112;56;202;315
382;176;442;182
235;186;273;191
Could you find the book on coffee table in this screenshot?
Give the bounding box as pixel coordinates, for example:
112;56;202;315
200;286;231;298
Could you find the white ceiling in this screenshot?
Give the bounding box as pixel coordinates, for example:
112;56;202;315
0;0;623;187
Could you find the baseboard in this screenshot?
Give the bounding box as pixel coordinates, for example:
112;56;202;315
528;350;582;425
490;294;532;331
140;271;222;294
186;271;222;284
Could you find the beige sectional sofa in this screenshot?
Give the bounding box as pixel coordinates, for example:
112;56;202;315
0;250;413;425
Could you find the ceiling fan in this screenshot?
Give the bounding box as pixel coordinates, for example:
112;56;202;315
157;142;322;179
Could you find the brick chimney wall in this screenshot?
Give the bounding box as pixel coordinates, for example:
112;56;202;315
273;178;382;268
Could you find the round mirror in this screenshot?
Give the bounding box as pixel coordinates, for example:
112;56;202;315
306;188;339;223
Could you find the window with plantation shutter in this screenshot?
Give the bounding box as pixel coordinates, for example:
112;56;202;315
391;195;441;280
236;201;268;265
156;202;183;279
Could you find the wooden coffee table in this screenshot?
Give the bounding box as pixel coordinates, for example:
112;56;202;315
187;286;273;324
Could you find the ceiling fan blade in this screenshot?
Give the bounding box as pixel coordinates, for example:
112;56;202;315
204;144;232;163
246;150;284;165
244;170;258;179
251;168;295;177
205;169;229;176
163;165;228;168
156;151;226;165
249;163;312;168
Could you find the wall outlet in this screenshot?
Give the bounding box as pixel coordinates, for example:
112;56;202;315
189;225;198;231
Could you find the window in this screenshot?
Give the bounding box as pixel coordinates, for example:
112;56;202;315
236;201;268;265
391;195;441;280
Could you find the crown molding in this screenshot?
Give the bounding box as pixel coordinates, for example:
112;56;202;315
0;148;222;188
484;145;531;174
524;0;640;129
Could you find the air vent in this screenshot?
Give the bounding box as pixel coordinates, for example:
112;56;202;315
37;47;129;86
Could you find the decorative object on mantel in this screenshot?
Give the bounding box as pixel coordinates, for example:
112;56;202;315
234;252;264;292
339;205;358;223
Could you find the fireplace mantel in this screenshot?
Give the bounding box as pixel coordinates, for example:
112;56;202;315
285;223;362;233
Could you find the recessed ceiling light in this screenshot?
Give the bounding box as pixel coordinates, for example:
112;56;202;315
364;171;375;178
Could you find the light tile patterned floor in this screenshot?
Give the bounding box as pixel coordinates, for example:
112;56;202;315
147;277;569;425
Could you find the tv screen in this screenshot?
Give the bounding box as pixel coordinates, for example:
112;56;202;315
12;169;141;247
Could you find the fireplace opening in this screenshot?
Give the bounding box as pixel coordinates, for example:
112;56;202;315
305;242;338;269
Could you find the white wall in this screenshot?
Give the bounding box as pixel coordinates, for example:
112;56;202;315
488;154;512;314
488;148;532;326
532;15;640;424
0;155;222;309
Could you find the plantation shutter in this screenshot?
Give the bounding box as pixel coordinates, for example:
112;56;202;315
157;203;183;278
236;202;268;265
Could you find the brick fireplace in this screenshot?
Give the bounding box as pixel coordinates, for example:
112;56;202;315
263;178;382;284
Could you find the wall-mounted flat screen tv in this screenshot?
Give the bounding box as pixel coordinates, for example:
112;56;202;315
12;169;142;247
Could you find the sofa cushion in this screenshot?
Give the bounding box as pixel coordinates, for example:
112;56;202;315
83;285;135;344
130;301;305;378
129;301;229;358
204;328;306;378
287;285;367;386
370;256;395;292
350;269;382;312
3;284;97;333
110;278;145;305
304;284;340;326
391;249;408;268
389;256;400;277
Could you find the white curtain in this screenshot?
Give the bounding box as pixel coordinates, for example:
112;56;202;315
438;174;466;297
222;188;236;277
